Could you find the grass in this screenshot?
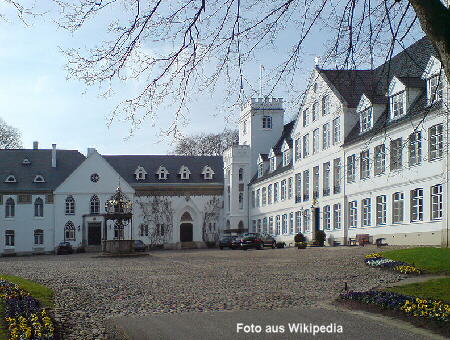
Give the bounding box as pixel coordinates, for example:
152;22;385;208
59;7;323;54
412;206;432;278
382;247;450;274
384;277;450;302
0;275;54;340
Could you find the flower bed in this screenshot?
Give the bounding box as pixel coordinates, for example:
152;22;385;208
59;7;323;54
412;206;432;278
0;280;55;340
340;290;449;323
364;253;422;274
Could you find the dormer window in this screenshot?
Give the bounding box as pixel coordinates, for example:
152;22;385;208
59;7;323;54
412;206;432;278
282;150;290;166
179;166;191;180
270;157;276;172
360;107;373;133
22;158;31;165
390;91;405;119
156;166;169;180
4;175;16;183
257;162;264;178
262;115;272;129
134;166;147;180
202;166;215;180
428;73;443;104
33;175;45;183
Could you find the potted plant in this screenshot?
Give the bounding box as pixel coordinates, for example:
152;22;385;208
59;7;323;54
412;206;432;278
294;232;307;249
314;230;326;247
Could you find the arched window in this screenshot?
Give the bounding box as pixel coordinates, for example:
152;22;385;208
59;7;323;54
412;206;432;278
238;168;244;182
90;195;100;214
34;197;44;217
139;224;149;237
181;211;192;222
238;221;244;230
5;198;15;218
34;229;44;245
238;193;244;210
64;221;75;241
65;196;75;215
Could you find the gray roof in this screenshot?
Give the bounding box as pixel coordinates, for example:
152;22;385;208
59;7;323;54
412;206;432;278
103;155;224;185
0;149;85;192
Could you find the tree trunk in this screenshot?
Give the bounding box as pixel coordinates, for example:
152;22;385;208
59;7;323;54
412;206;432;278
409;0;450;81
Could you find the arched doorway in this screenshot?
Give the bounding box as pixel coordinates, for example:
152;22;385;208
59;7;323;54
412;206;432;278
180;212;193;242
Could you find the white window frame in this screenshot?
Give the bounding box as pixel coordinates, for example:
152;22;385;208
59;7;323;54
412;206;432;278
347;154;356;183
332;117;340;145
281;180;287;200
288;177;293;200
64;221;76;241
362;198;371;227
392;192;404;223
410;188;424;222
374;144;386;175
348;201;357;228
313;128;319;154
428;73;443;105
360;150;370;179
323;162;330;196
322;123;330;150
274;182;279;203
303;134;310;158
390;91;405;119
312;102;318;121
429;124;443;161
295;211;302;233
313;166;319;199
5;197;15;218
256;189;260;208
34;229;44;245
322;95;330;116
390;138;403;171
333;203;341;229
408;131;422;166
323;205;331;230
303;170;310;201
267;184;272;205
376;195;386;225
261;187;267;206
360;107;373;132
262;115;272;129
276;215;281;235
302;109;310;127
333;158;341;194
431;184;443;220
5;230;15;246
34;197;44;217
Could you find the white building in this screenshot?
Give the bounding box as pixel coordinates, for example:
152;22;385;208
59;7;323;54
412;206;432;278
224;37;449;247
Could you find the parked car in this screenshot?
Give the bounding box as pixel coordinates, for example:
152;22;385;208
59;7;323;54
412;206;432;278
134;240;147;252
259;233;277;248
219;235;237;249
231;233;264;250
56;242;73;255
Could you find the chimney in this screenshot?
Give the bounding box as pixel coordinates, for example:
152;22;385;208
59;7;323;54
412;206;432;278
33;141;39;150
87;148;97;157
51;144;56;168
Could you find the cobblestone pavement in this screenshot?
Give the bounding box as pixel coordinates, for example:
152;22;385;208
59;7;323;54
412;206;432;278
0;246;408;340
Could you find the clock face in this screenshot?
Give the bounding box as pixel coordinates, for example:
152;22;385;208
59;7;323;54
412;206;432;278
90;173;100;183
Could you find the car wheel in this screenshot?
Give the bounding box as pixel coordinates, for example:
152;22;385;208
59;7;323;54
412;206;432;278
272;242;276;249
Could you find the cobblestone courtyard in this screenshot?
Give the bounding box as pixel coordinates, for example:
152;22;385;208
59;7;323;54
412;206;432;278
1;246;408;339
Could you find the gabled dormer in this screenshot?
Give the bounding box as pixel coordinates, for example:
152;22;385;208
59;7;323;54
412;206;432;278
201;165;215;180
4;175;16;183
156;166;169;180
33;175;45;183
22;158;31;165
357;94;373;133
257;154;268;178
281;140;291;166
422;55;444;106
388;76;424;121
179;165;191;180
134;166;147;180
268;148;277;172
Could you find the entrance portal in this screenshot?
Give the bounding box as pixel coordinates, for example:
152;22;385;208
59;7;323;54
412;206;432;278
88;222;102;245
180;223;193;242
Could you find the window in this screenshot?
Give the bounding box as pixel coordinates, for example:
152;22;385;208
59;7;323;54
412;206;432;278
274;182;279;203
322;123;330;149
258;162;264;178
289;212;294;234
239;192;244;209
360;150;370;179
270;156;276;172
392;192;404;223
333;158;341;194
281;180;286;200
323;162;330;196
251;190;255;208
262;115;272;129
90;195;100;214
4;175;16;183
411;188;424;222
275;215;281;235
288;177;293;199
348;201;357;227
303;134;310;157
64;221;76;241
302;109;310;127
362;198;371;227
5;198;15;218
257;219;261;233
256;189;260;207
114;221;124;240
347;154;356;183
33;175;45;183
313;128;320;154
261;187;267;206
180;166;190;179
268;217;274;234
252;220;256;233
431;184;443;220
333;203;341;229
313;166;319;199
303;170;310;201
390;91;405;119
295;211;302;233
390;138;402;171
429;124;443;161
5;230;14;246
322;95;330;115
295;173;301;203
323;205;331;230
294;138;301;161
428;73;443;104
34;229;44;245
312;102;318;121
202;166;214;180
268;184;273;205
135;166;147;180
407;131;422;166
157;167;169;180
238;168;244;182
303;209;311;232
376;195;387;225
34;197;44;217
242;120;247;134
65;196;75;215
263;217;268;233
360;107;372;132
332;117;340;145
374;145;385;175
283;149;290;166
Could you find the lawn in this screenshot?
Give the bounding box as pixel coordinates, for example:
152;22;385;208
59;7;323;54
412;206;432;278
382;247;450;274
0;275;54;340
384;277;450;302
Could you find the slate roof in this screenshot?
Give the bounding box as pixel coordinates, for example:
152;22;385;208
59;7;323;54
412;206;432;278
103;155;224;185
0;149;85;192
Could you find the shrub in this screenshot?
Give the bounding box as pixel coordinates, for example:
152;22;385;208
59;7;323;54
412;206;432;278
314;230;326;246
294;233;306;243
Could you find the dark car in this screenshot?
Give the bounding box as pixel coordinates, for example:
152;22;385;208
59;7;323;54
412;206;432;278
219;235;237;249
134;240;147;252
56;242;73;255
259;233;277;248
232;233;264;250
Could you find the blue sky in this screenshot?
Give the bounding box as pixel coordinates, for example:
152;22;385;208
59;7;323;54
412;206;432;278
0;2;421;155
